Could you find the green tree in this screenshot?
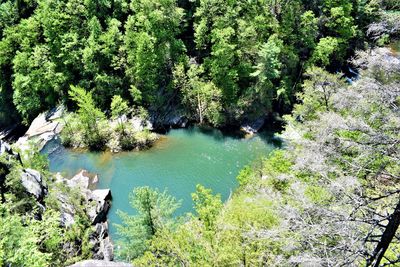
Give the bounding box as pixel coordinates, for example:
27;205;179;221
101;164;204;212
192;185;222;233
0;203;51;267
68;85;107;149
110;95;129;135
310;37;340;66
115;186;181;261
174;62;223;125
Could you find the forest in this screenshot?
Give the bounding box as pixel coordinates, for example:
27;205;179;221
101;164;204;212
0;0;383;129
0;0;400;266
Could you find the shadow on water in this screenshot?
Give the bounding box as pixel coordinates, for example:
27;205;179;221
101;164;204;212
182;122;284;146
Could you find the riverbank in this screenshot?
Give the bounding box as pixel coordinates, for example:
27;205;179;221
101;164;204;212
43;126;281;251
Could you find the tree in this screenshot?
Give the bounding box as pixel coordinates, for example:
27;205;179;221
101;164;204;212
0;203;51;267
192;185;222;234
250;34;283;112
174;62;223;125
68;85;107;149
281;47;400;266
110;95;129;134
310;37;340;66
115;186;181;261
294;66;345;120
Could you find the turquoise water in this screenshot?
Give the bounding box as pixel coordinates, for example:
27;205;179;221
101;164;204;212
43;126;280;241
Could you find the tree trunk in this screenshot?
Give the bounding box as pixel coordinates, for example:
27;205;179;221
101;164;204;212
367;200;400;267
197;93;203;124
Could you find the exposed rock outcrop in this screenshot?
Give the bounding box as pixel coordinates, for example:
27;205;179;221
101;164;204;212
241;117;265;135
151;112;189;131
130;116;153;132
20;168;48;201
56;169;113;260
0;140;11;155
88;189;112;225
16;105;65;151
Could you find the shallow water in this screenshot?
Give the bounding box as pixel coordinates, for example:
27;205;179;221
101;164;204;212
43;126;280;242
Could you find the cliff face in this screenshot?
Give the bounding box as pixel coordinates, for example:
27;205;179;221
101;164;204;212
0;139;114;264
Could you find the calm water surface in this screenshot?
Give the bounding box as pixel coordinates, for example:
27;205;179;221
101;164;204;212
43;126;280;241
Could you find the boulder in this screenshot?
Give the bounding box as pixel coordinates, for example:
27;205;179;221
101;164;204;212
68;170;90;190
0;140;11;155
68;260;133;267
241;117;265;135
130;116;153;132
54;171;113;259
90;221;114;261
99;237;114;261
57;192;77;227
16;105;65;151
20;168;47;200
164;113;188;128
67;170;99;190
0;124;18;141
88;189;112;224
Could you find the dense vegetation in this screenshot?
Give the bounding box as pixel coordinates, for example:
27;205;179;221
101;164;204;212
0;145;93;266
0;0;399;266
0;0;381;129
115;45;400;266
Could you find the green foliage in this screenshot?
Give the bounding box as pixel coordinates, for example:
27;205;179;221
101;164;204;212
311;37;340;66
0;0;381;128
116;186;181;261
236;166;254;187
0;203;51;267
304;185;333;205
68;85;108;150
192;185;222;233
175;62;224;125
110;95;129;120
294;66;344;120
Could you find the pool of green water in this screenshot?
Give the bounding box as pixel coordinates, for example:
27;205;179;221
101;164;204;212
43;126;280;242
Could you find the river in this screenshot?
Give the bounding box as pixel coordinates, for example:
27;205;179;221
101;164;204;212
42;126;280;242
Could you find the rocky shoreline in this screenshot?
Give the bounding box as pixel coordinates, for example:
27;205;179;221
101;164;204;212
0;106;277;266
0;140;114;262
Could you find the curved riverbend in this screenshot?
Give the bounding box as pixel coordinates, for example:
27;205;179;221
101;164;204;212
43;126;281;242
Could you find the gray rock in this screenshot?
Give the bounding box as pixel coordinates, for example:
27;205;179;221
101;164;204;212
99;237;114;261
68;260;133;267
0;124;18;140
16;105;65;151
130;116;153;132
20;169;47;200
68;170;90;190
57;192;77;227
88;189;112;224
241;117;265;134
0;141;11;155
164;113;188;128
